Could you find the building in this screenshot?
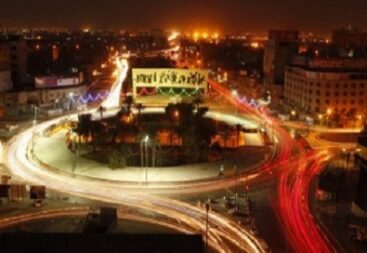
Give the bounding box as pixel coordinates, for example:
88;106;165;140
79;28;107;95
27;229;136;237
263;30;299;85
0;43;13;92
0;83;87;108
8;35;28;89
284;57;367;125
353;127;367;218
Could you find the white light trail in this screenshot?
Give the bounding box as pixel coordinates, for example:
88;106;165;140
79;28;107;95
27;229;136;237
101;58;129;109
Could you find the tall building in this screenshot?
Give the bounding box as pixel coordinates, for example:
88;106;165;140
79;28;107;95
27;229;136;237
8;35;28;90
0;42;13;92
284;57;367;124
263;30;299;101
353;127;367;218
263;30;299;85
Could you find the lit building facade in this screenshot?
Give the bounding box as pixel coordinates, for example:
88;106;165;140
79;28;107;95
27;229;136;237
284;58;367;124
353;128;367;218
0;84;87;107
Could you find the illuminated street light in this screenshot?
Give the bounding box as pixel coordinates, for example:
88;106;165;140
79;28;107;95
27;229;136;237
231;89;238;97
326;108;332;127
31;106;39;154
144;135;149;184
326;108;332;116
291;110;297;117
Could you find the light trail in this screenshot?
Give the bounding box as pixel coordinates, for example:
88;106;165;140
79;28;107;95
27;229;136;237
209;79;339;253
2;73;340;252
101;57;128;109
2;75;271;253
275;150;338;253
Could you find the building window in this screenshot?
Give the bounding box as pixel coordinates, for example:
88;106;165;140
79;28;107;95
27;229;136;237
334;92;339;96
326;92;330;96
344;83;348;88
351;83;356;88
360;83;365;88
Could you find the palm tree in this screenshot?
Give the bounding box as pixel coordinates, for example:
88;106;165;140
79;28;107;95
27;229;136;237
125;95;134;113
135;103;144;125
98;106;106;120
76;114;92;154
193;96;202;111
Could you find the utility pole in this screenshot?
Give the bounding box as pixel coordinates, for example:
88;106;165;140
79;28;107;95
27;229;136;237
144;135;149;184
205;201;210;252
31;106;38;154
234;162;238;208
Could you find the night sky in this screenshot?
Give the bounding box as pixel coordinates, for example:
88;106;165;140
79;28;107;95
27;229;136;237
0;0;366;33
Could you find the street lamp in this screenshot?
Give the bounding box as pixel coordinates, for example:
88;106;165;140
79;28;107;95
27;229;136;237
174;110;179;125
326;108;332;127
231;89;239;116
234;162;238;208
205;200;211;252
68;92;75;112
318;114;323;126
144;135;149;184
31;106;38;154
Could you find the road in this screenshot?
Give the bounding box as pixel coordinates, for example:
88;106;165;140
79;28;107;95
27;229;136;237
1;55;341;252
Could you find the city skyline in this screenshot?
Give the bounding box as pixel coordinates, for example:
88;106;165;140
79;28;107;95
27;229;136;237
0;0;366;33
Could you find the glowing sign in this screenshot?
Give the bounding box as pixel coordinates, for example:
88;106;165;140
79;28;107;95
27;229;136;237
133;68;208;87
132;68;208;98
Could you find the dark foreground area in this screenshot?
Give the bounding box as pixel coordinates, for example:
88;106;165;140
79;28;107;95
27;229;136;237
0;233;204;253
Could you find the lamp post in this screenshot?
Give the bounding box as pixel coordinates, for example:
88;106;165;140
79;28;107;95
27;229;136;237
234;162;238;208
318;114;324;126
326;108;332;127
231;89;238;116
205;201;210;252
31;106;38;154
290;110;297;120
174;110;179;126
68;92;74;111
144;135;149;184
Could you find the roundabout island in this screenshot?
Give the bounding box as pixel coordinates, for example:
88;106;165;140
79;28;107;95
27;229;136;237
32;104;271;187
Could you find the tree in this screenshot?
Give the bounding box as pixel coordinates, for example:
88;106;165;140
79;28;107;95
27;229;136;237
193;96;203;111
75;114;92;154
135;103;144;124
125;95;134;112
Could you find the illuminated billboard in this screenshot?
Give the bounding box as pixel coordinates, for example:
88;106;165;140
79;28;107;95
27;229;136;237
35;76;81;89
132;68;208;97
